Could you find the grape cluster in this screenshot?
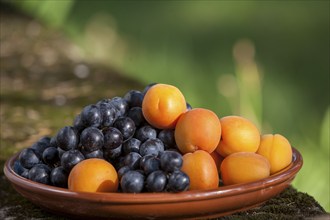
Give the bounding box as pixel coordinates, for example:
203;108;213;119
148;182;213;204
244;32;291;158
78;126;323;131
13;85;190;193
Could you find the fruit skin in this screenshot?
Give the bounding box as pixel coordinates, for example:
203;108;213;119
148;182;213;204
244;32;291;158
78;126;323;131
160;150;183;172
142;83;186;129
221;152;270;185
113;116;136;141
216;115;260;157
181;150;219;190
146;170;167;192
120;170;145;193
80;127;104;152
68;158;118;193
210;151;223;174
61;149;85;172
19;148;41;169
166;170;190;192
257;134;292;174
175;108;221;154
28;164;51;185
139;138;164;157
50;167;68;188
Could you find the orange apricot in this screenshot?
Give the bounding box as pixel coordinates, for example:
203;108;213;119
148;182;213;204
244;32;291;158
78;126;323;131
142;83;186;129
220;152;270;185
210;151;224;174
175;108;221;154
256;134;292;174
181;150;219;190
68;158;118;193
216;115;260;157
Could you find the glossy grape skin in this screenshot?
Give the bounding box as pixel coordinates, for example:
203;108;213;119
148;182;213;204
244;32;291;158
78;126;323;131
124;152;142;169
42;147;60;167
50;166;68;188
103;127;123;150
122;138;141;155
139;138;164;157
28;164;51;185
110;97;129;117
60;149;85;172
160;150;183;172
81;104;102;127
31;136;51;157
80;127;104;152
13;160;28;176
167;170;190;192
117;165;131;180
127;107;145;127
82;149;104;159
98;102;117;127
186;102;192;111
146;170;167;192
120;170;145;193
135;125;157;143
124;90;144;108
140;155;160;175
56;126;78;151
73;114;85;132
19;148;41;169
158;129;176;149
21;169;29;179
142;83;157;95
103;145;122;161
113;117;136;141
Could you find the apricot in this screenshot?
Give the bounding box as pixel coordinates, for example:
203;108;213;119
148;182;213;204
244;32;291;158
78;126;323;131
181;150;219;190
68;158;118;193
175;108;221;154
216;115;260;157
221;152;270;185
210;151;223;173
257;134;292;174
142;83;186;129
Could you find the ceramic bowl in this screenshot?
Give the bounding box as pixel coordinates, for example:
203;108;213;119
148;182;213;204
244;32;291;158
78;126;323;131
4;147;303;219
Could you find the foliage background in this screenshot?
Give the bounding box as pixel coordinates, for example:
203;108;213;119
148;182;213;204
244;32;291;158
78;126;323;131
4;0;329;211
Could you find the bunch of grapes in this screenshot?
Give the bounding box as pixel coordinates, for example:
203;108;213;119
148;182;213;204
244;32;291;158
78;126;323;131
13;84;190;193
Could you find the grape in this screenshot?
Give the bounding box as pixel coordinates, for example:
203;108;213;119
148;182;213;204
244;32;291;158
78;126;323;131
19;148;41;169
56;126;78;151
140;155;160;175
124;152;141;169
122;138;141;155
103;145;122;161
113;117;136;141
61;149;85;172
28;164;51;185
127;107;145;127
98;102;116;127
110;97;129;117
158;129;176;149
42;147;60;167
120;170;145;193
82;149;104;159
160;150;183;172
13;160;28;176
139;138;164;157
117;165;131;180
50;167;68;188
81;104;102;127
103;127;123;150
135;125;157;142
146;170;167;192
167;170;190;192
124;90;144;108
80;127;104;152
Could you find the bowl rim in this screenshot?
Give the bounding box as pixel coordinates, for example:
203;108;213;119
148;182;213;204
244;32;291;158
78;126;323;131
4;147;303;204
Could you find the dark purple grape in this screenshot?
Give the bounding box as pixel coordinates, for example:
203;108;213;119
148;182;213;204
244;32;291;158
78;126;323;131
31;136;50;157
56;126;78;151
103;145;122;161
82;149;104;159
21;169;29;179
160;150;183;172
127;107;145;127
140;155;160;175
158;129;175;149
120;170;145;193
146;170;167;192
117;165;131;180
81;104;102;127
110;97;129;117
139;138;164;157
135;125;157;142
13;160;28;176
98;102;116;127
50;167;68;188
73;114;85;132
103;127;123;150
124;90;144;108
42;147;60;167
122;138;141;155
186;102;192;110
124;152;141;169
80;127;104;152
113;117;136;141
167;170;190;192
19;148;41;169
142;83;157;95
61;149;85;172
57;147;65;158
28;164;51;185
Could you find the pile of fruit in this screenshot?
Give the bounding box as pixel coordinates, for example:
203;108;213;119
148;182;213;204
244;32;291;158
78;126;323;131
13;83;293;194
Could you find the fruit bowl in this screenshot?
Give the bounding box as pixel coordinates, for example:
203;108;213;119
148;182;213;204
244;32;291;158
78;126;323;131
4;147;303;219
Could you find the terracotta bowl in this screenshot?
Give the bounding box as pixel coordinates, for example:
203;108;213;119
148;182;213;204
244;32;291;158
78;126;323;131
4;147;303;219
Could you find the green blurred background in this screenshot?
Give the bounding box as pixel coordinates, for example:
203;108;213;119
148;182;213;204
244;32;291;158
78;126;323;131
4;0;330;211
